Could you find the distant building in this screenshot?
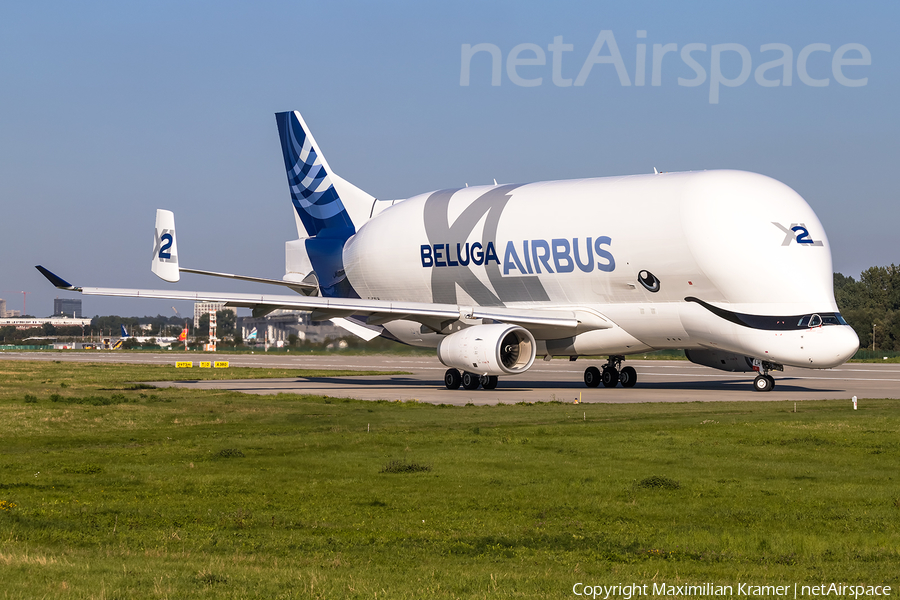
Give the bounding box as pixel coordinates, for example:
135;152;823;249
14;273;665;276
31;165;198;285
193;301;227;325
5;309;21;318
193;301;235;339
0;299;5;318
53;298;82;318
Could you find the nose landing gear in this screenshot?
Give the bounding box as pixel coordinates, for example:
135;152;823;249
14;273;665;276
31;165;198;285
584;356;637;388
753;374;775;392
751;359;783;392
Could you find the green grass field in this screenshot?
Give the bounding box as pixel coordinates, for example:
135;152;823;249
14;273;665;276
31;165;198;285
0;360;897;599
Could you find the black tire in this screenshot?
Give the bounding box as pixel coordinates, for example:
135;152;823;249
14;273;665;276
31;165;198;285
601;366;619;388
480;375;498;390
584;366;601;387
444;368;461;390
462;371;480;390
753;374;773;392
619;366;637;388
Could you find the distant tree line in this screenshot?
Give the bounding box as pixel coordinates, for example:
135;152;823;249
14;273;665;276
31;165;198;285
0;314;192;343
92;314;188;336
834;264;900;352
0;311;248;347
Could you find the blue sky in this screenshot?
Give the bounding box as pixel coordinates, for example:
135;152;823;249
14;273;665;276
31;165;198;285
1;1;896;318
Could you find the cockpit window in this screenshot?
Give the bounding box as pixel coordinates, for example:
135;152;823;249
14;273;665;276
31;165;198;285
685;298;850;331
799;313;843;327
821;314;848;326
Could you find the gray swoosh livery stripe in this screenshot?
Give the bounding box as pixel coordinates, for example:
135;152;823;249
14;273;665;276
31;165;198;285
423;185;550;306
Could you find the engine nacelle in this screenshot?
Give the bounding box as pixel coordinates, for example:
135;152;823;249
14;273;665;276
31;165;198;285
437;324;536;376
685;348;754;372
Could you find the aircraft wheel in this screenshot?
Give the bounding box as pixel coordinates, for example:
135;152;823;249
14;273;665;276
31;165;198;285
753;374;774;392
619;366;637;388
444;368;461;390
584;366;601;388
601;366;619;388
462;371;480;390
480;375;498;390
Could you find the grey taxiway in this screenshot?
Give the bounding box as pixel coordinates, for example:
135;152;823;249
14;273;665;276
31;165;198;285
3;351;898;405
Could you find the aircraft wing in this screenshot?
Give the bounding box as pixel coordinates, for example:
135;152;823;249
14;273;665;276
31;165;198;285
36;266;611;338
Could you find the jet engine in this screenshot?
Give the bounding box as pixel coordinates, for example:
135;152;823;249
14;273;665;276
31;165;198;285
685;349;754;372
437;324;536;376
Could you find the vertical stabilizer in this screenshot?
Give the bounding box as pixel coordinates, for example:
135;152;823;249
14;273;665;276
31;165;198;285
276;111;375;239
275;111;375;298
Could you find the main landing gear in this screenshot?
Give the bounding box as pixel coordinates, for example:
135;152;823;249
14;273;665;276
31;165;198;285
583;356;637;389
444;369;498;391
751;359;782;392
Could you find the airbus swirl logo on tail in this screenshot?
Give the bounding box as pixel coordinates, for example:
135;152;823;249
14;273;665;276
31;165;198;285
275;111;354;238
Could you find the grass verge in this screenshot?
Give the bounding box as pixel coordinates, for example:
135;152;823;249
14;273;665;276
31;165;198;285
0;360;897;598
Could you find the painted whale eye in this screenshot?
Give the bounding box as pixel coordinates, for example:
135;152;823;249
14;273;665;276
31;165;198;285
638;270;660;293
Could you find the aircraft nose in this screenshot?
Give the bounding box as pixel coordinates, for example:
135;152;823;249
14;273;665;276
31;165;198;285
819;325;859;367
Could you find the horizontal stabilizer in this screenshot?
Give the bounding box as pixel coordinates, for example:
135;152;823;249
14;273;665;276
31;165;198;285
179;267;317;295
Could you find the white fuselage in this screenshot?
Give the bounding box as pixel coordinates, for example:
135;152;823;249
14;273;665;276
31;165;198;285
342;170;858;369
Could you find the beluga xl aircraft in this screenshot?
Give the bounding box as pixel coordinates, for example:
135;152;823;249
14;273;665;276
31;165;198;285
38;111;859;392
